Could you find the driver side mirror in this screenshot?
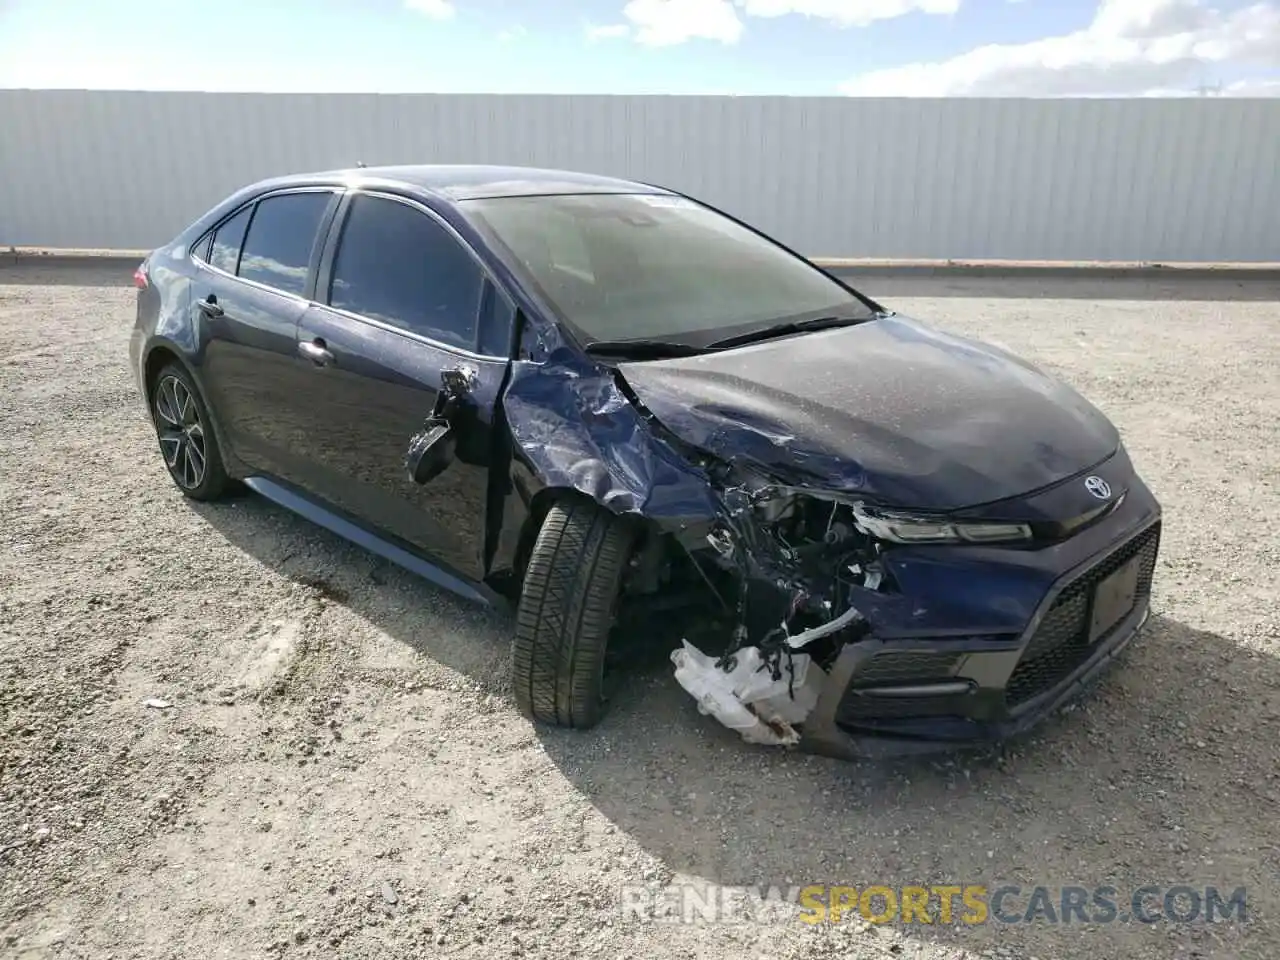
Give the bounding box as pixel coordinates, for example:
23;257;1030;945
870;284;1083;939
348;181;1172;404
404;365;478;486
405;417;456;486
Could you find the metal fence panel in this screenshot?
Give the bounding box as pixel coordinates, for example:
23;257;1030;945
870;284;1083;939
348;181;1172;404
1;90;1276;260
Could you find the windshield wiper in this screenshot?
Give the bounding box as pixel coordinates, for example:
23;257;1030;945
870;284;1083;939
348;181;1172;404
583;339;708;359
705;314;870;350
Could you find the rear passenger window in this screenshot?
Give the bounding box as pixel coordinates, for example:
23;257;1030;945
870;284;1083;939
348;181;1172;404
237;192;331;296
328;194;482;350
209;205;251;274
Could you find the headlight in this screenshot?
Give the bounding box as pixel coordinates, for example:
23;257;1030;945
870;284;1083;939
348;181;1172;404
851;503;1031;544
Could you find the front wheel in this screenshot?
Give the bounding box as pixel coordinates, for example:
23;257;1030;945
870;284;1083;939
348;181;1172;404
512;500;636;729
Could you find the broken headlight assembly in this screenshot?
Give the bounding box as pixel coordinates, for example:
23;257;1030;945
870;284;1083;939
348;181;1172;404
709;463;1032;550
850;503;1031;545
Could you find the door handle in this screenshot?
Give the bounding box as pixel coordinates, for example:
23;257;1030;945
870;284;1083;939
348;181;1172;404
298;338;335;367
196;295;223;318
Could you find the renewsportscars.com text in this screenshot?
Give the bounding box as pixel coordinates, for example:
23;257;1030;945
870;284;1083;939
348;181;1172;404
619;883;1248;926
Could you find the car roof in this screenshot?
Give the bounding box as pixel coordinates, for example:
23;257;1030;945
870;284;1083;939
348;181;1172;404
264;164;673;202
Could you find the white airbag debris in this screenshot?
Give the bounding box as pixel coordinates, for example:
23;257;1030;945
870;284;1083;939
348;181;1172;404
670;640;825;746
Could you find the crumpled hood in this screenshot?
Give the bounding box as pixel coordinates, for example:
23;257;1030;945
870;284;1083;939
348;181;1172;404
616;314;1119;511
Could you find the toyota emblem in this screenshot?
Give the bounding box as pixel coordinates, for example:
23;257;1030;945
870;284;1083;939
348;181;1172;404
1084;476;1111;500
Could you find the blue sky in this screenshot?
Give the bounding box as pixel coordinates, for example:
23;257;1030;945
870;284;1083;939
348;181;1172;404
1;0;1278;96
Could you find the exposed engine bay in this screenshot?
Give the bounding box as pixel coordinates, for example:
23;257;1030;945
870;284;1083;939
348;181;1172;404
671;466;892;746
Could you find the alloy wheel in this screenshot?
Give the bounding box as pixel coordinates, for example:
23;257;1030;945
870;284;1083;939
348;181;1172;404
153;375;207;490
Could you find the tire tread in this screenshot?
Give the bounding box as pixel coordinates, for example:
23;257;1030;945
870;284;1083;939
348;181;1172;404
513;500;634;728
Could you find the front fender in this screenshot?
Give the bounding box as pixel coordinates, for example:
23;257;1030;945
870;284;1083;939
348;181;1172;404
500;351;720;527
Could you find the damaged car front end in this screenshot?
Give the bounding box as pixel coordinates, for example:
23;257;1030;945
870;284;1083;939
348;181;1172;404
659;452;1160;760
457;190;1163;759
588;319;1162;760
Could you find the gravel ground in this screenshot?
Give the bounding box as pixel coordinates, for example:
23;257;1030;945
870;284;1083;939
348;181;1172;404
1;265;1278;960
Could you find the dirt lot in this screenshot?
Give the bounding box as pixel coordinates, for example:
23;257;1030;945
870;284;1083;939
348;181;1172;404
1;264;1278;960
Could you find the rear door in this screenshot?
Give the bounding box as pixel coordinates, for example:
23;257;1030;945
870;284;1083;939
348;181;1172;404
194;188;339;480
284;190;515;582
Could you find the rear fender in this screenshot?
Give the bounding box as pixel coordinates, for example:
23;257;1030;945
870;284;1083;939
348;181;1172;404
141;338;243;477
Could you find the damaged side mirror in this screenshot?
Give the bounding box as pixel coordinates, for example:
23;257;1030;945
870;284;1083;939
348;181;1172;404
405;417;456;486
404;368;475;486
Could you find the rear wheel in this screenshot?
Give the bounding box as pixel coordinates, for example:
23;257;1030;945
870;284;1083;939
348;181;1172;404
513;500;636;728
150;363;230;501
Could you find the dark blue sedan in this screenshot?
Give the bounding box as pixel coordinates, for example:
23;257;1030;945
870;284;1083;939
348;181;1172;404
129;165;1161;758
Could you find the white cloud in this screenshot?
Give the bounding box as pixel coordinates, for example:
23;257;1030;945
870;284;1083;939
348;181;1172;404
620;0;745;45
738;0;959;28
840;0;1280;96
1223;76;1280;94
405;0;455;20
497;25;527;43
605;0;953;46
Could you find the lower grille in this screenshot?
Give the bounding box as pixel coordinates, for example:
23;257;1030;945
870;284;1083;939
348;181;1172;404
1006;521;1161;707
851;651;964;686
838;694;964;722
836;651;965;723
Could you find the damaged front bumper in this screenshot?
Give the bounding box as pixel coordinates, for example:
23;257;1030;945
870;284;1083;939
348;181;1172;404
799;530;1157;759
672;471;1162;759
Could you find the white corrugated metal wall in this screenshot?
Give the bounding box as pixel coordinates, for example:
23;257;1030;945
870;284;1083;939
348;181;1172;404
1;90;1277;261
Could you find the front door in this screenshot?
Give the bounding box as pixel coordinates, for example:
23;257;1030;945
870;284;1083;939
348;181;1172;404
283;191;509;583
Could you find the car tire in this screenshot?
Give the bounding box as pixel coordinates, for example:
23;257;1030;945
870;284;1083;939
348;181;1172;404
513;499;636;729
149;363;231;502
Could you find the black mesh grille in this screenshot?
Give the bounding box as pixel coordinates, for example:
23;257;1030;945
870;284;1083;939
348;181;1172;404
836;651;966;723
851;651;964;687
838;695;963;721
1006;522;1160;707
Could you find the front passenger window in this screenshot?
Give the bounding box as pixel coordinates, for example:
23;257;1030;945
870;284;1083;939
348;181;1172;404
328;194;482;350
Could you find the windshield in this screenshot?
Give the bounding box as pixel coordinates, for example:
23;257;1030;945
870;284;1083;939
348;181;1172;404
462;193;873;346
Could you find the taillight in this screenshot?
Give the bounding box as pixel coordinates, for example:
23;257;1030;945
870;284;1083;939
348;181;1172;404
133;263;149;290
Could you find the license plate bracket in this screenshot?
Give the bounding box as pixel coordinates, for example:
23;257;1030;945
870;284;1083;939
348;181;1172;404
1089;557;1140;643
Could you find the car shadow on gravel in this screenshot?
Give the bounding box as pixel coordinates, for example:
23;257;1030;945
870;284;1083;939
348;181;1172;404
535;613;1279;953
189;494;1276;952
188;490;716;689
188;492;517;679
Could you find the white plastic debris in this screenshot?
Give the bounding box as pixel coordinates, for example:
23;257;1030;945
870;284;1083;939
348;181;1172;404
143;698;173;709
783;605;863;649
670;641;825;746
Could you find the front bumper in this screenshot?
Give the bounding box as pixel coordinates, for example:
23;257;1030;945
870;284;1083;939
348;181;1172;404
797;513;1162;760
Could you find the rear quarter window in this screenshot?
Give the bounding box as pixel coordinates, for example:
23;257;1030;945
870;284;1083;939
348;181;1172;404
208;205;251;274
192;232;214;263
